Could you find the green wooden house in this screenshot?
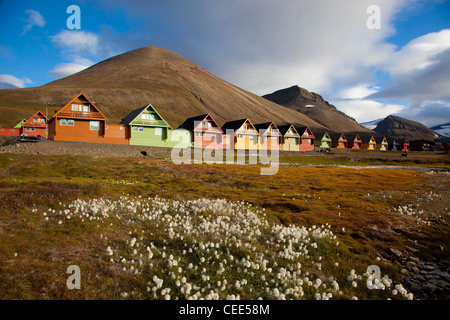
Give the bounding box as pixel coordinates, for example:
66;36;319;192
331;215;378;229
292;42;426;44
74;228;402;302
317;132;332;150
121;104;190;148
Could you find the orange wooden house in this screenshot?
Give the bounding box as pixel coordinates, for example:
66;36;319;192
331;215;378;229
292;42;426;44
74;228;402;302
331;133;348;149
47;93;128;144
20;111;48;137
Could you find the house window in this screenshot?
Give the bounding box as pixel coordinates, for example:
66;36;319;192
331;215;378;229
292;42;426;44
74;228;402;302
138;127;144;132
33;118;38;123
83;105;90;112
155;127;162;136
133;127;138;132
90;121;100;131
249;136;254;141
68;120;75;126
11;129;15;132
238;134;243;138
150;114;155;120
196;132;202;136
142;114;149;120
1;129;3;132
120;126;123;130
40;118;45;123
60;119;67;126
72;104;78;111
202;122;206;127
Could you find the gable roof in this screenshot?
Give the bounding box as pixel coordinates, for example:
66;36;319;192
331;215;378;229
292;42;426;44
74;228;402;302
346;133;362;142
277;124;300;137
178;114;223;133
254;122;281;136
52;92;106;120
321;132;331;141
330;133;347;141
120;104;172;129
23;111;47;125
221;118;258;134
295;126;315;137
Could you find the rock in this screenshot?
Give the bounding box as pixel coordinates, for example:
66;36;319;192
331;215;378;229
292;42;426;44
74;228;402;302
401;269;409;275
405;245;419;254
412;267;420;273
410;282;422;292
406;261;417;270
390;248;403;257
423;283;437;294
410;256;420;263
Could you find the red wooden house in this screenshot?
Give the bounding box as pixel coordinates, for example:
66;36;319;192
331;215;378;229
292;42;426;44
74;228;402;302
20;111;48;137
296;126;315;151
47;92;128;144
178;114;224;149
347;134;362;149
397;139;410;152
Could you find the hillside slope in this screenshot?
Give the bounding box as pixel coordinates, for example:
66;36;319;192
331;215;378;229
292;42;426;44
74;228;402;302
262;86;375;137
374;115;437;141
0;47;324;130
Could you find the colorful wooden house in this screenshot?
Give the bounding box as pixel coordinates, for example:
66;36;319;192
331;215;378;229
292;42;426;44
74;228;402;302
178;114;224;149
296;126;315;151
388;138;399;151
254;122;282;151
378;137;388;151
48;92;128;144
277;125;300;151
20;111;47;137
121;104;189;148
397;139;410;152
331;133;348;149
0;127;19;136
347;134;362;149
316;132;332;150
222;118;259;150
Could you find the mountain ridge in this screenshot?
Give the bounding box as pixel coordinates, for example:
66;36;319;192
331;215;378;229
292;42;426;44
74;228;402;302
0;47;325;131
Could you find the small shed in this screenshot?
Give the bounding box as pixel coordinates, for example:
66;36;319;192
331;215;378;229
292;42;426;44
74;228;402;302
387;138;399;151
347;134;362;149
20;111;48;138
397;139;410;152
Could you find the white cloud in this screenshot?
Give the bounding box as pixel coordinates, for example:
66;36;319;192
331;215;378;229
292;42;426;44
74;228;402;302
21;9;45;36
338;85;380;100
0;74;33;89
332;99;405;124
47;62;92;79
51;30;99;56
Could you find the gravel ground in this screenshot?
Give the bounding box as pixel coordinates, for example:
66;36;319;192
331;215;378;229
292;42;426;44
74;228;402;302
0;137;174;159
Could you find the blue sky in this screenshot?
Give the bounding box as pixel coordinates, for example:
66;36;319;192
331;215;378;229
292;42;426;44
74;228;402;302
1;0;449;126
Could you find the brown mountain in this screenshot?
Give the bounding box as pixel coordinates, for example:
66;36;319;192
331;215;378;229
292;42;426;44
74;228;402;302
374;115;437;141
262;85;375;137
0;47;325;131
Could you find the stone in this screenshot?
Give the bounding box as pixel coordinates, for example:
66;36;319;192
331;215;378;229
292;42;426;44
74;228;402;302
423;283;437;294
401;269;409;275
390;248;403;257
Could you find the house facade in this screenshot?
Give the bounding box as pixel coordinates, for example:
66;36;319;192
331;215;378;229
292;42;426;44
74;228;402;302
296;126;315;151
278;125;300;151
254;122;282;151
222;118;259;150
348;134;362;149
20;111;47;137
178;114;223;149
316;132;332;150
331;133;348;149
48;92;127;144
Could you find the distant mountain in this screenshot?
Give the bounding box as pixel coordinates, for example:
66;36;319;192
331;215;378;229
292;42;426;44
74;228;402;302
430;123;450;138
0;47;325;130
360;119;383;130
374;115;438;141
262;85;374;136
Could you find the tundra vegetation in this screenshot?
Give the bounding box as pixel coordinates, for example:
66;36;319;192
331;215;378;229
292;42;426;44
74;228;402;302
0;151;448;300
